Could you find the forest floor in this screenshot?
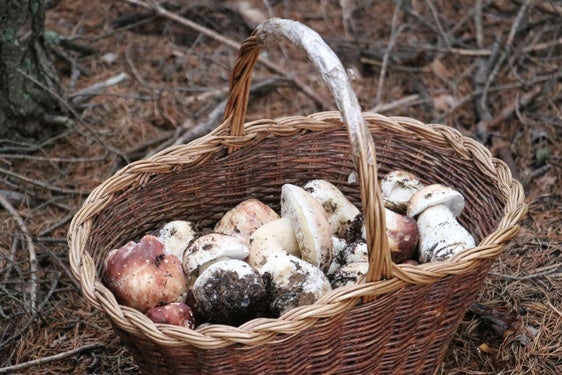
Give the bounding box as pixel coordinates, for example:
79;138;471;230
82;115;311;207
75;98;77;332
1;1;560;374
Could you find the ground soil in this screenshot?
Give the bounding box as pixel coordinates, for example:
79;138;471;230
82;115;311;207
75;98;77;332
1;1;560;374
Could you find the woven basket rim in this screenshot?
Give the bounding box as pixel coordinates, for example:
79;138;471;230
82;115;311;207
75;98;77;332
67;110;527;350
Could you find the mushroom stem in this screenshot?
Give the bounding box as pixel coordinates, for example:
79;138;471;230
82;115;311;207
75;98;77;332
416;204;475;262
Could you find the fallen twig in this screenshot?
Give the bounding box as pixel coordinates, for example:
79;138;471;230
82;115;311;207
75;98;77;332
0;343;104;374
0;166;85;195
370;94;421;113
122;0;333;109
489;263;562;281
375;0;405;107
0;194;38;313
69;72;129;105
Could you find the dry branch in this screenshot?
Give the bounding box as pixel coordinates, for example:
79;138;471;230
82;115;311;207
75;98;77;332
0;343;104;374
375;0;405;107
0;194;38;313
69;72;129;105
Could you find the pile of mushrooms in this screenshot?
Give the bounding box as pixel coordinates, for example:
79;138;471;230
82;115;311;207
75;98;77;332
102;173;475;328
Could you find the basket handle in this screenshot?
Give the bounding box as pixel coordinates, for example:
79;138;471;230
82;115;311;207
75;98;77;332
223;18;392;283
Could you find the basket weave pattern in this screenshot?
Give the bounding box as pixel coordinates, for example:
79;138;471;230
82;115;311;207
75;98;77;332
68;19;526;374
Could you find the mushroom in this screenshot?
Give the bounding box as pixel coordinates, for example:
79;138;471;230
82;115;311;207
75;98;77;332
157;220;196;260
247;239;332;317
280;184;332;272
358;208;419;264
383;209;419;263
407;184;475;263
146;302;196;329
327;239;368;277
249;217;300;257
326;236;349;276
381;170;425;214
330;262;369;288
183;233;249;278
192;259;267;326
214;198;279;240
303;179;361;237
103;235;188;313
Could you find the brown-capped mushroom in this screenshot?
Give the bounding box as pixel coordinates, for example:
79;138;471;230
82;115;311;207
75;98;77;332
358;208;419;264
384;209;419;263
214;198;279;240
407;184;475;263
103;235;188;313
146;302;195;329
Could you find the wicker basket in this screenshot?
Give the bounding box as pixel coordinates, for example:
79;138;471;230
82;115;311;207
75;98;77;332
68;18;527;374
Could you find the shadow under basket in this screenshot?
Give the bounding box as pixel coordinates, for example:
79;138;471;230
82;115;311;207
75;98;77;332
68;18;527;375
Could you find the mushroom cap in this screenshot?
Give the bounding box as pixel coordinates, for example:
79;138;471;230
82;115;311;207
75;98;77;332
146;302;196;329
381;170;424;214
192;259;267;326
103;235;188;313
157;220;196;260
384;209;419;263
260;252;332;316
183;233;249;276
247;236;290;271
303;179;360;237
330;262;369;288
280;184;333;272
214;198;279;240
249;217;300;257
407;184;466;218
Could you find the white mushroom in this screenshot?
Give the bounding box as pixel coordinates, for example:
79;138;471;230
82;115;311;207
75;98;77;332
327;240;368;277
247;239;332;317
280;184;332;272
407;184;475;263
303;179;360;237
157;220;196;260
214;198;279;240
183;233;249;277
330;262;369;288
381;170;425;214
326;236;349;276
249;217;300;257
192;259;267;326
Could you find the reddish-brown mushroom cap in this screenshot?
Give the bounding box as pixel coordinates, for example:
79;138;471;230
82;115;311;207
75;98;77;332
146;302;196;329
103;235;188;313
